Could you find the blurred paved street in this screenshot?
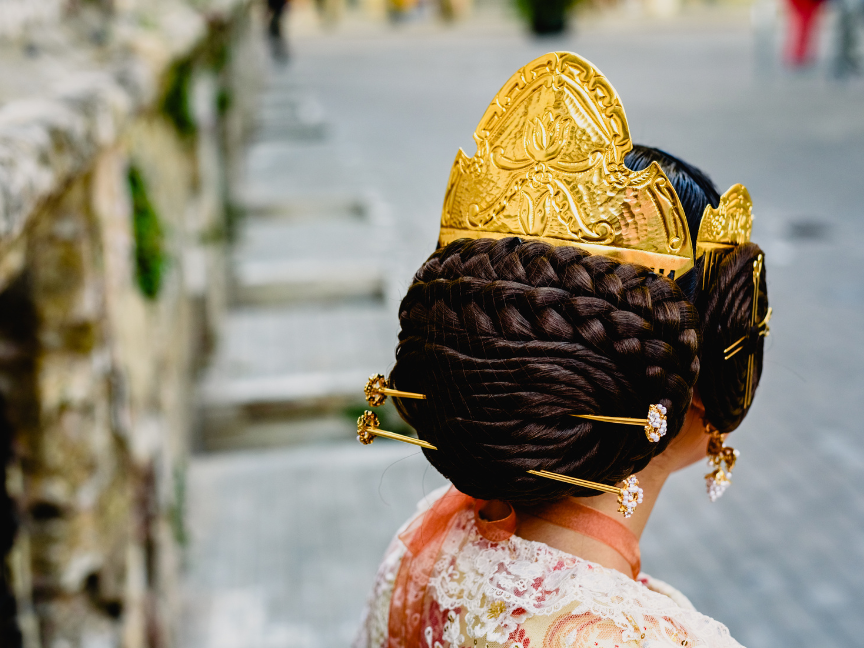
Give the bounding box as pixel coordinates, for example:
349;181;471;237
182;6;864;648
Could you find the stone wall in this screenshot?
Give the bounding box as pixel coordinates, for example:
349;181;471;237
0;1;264;646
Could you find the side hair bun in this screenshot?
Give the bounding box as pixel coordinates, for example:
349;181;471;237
697;242;769;433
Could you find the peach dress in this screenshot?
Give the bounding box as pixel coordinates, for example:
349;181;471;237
354;486;744;648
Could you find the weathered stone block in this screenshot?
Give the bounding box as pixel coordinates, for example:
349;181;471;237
0;2;260;647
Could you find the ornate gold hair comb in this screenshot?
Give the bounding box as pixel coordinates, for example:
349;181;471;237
439;51;754;287
696;185;754;289
572;404;667;442
358;375;644;518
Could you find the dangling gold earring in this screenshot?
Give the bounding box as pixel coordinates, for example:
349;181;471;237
705;423;740;502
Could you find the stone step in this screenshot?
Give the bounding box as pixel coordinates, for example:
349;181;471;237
199;413;357;452
257;97;323;119
238;196;368;222
199;304;397;398
230;215;388;306
252;94;327;142
233;259;385;306
252;120;327;143
240;141;365;201
197;303;398;450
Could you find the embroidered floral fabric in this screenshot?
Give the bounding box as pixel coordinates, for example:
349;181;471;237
354;492;744;648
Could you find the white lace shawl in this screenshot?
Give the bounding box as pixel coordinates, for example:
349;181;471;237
354;490;744;648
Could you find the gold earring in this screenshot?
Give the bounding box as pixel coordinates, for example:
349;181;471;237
705;424;740;502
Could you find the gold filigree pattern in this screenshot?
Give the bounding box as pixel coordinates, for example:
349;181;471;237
440;52;694;277
697;184;753;246
696;184;754;288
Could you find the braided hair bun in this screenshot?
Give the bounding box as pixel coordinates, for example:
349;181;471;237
390;238;700;505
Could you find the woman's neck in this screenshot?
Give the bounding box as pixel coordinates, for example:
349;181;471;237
514;463;671;578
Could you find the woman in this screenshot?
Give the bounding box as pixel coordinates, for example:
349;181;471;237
354;52;769;648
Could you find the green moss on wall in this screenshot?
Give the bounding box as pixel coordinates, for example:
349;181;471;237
128;166;166;300
216;87;233;117
161;59;196;138
170;465;188;548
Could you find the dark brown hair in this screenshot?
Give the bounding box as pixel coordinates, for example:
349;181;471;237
391;238;700;504
390;147;770;503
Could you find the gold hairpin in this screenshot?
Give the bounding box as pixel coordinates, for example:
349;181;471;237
526;471;643;518
358;376;646;518
356;410;642;518
367;376;667;444
572;404;668;442
723;306;772;361
357;410;437;450
696;184;754;289
364;374;427;407
743;255;764;408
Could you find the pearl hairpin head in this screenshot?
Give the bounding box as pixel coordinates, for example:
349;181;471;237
572;403;668;443
617;476;644;518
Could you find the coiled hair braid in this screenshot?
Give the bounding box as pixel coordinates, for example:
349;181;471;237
696;242;769;432
390;237;700;505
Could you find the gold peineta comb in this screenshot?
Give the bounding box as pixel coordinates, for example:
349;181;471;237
696;184;755;289
438;51;756;286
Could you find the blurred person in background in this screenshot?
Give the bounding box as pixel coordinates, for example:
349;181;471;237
267;0;290;61
438;0;471;22
387;0;419;22
785;0;828;66
353;51;770;648
833;0;863;76
516;0;581;34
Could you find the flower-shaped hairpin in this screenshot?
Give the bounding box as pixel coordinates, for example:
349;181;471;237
364;374;426;407
572;403;668;443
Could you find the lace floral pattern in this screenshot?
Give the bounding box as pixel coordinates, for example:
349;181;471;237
355;495;745;648
353;537;405;648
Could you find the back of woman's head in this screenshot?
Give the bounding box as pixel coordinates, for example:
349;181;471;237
390;147;770;504
390;237;700;505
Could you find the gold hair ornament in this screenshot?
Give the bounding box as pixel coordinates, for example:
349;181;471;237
364;374;427;407
357;410;437;450
572;403;667;442
696;184;754;289
704;424;740;502
359;379;645;518
439;51;754;285
743;255;764;407
527;471;643;518
723;306;772;361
